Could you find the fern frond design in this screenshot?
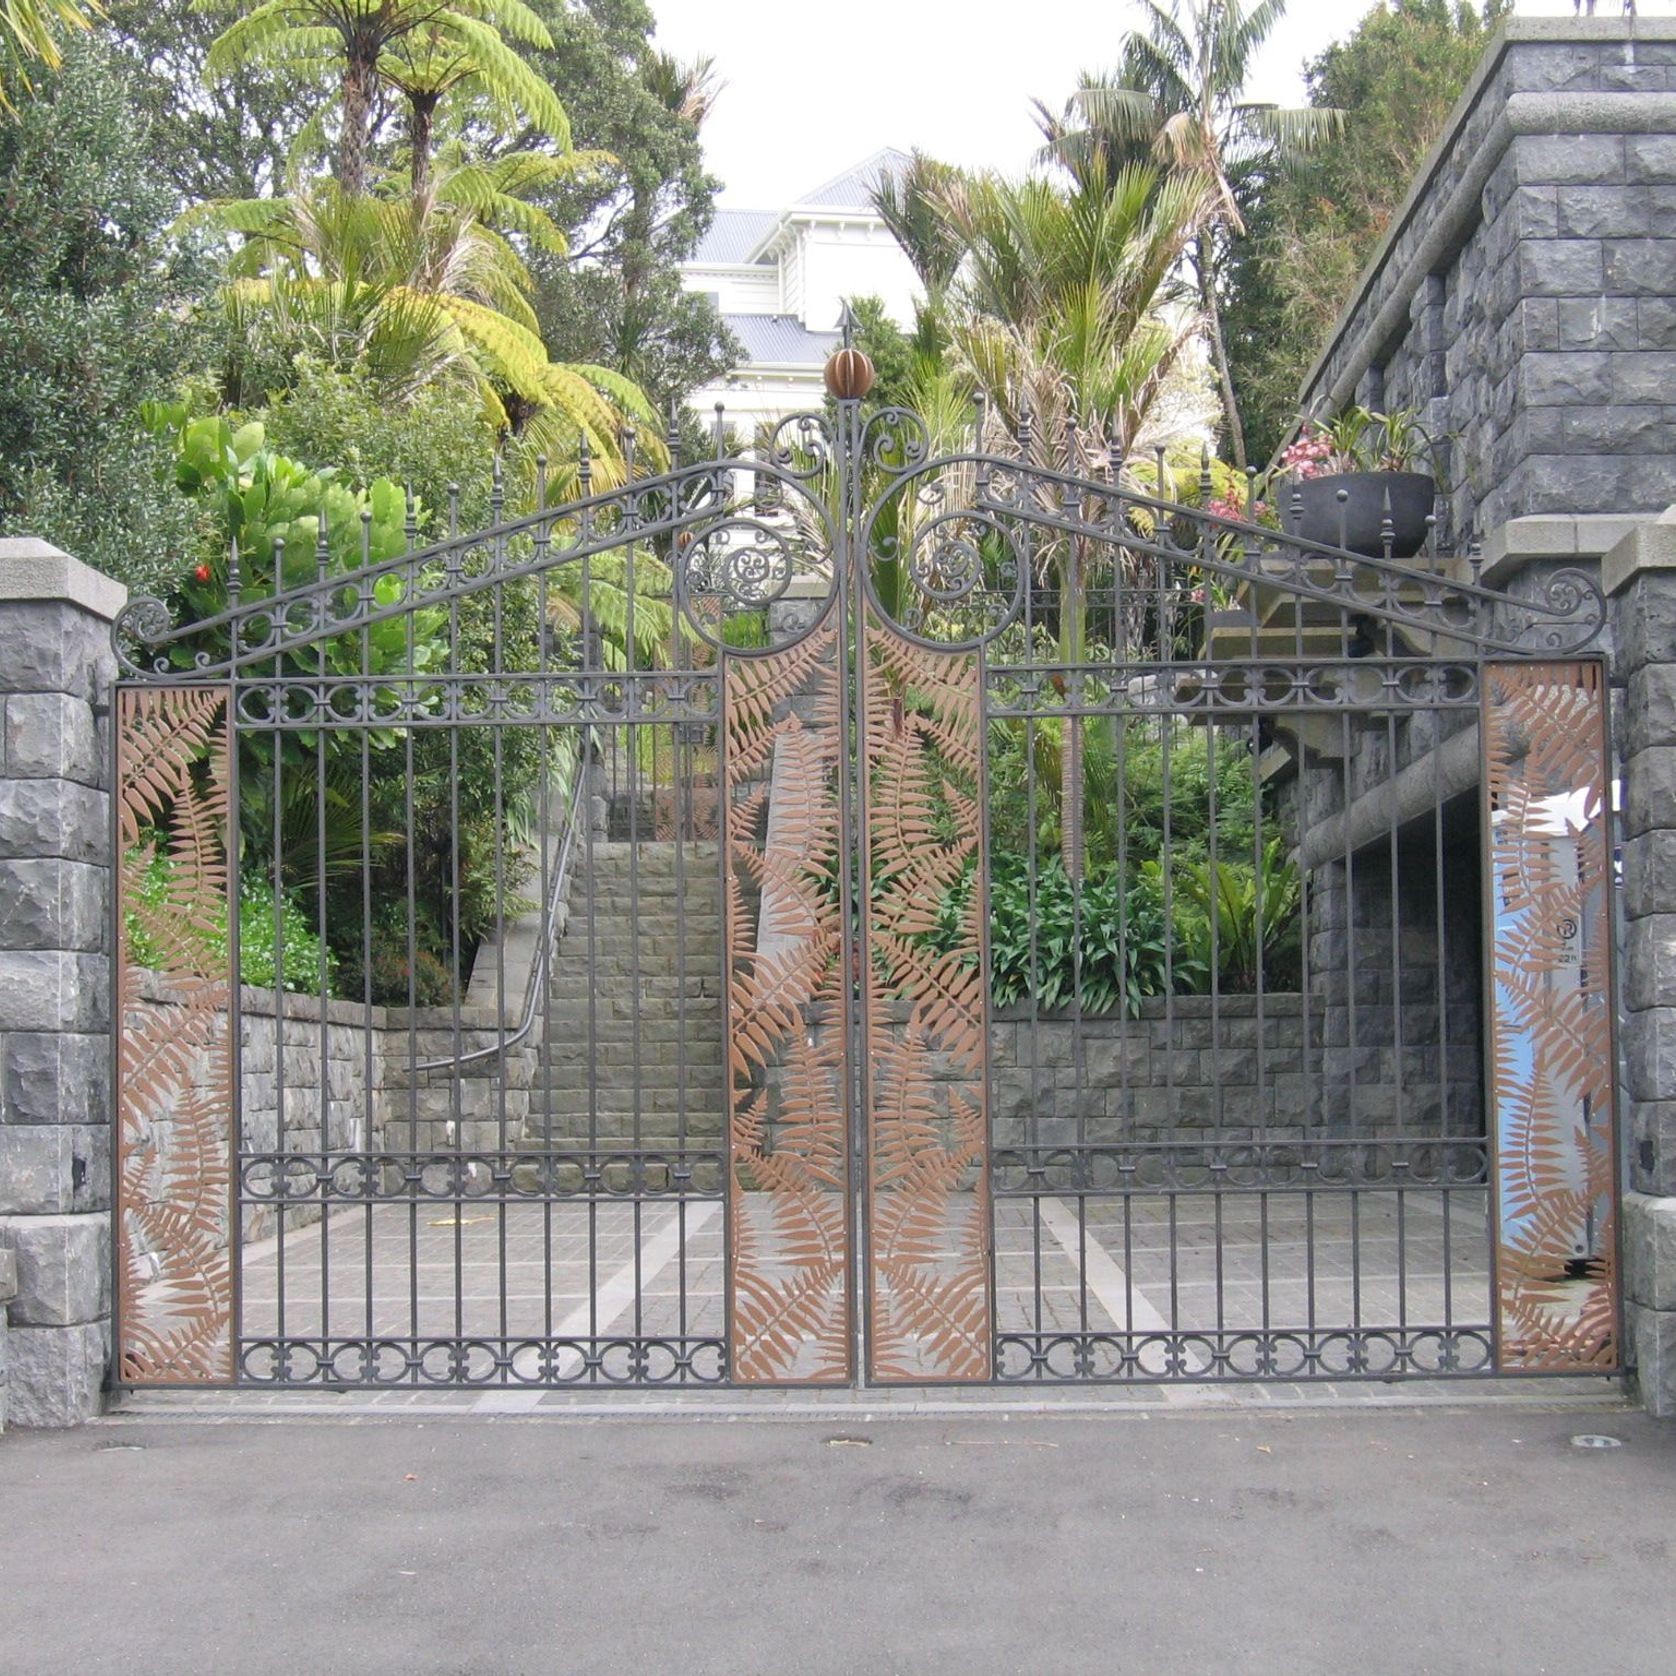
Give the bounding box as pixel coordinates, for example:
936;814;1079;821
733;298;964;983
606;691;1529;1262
858;615;992;1382
721;625;852;1383
1484;661;1617;1372
115;687;234;1384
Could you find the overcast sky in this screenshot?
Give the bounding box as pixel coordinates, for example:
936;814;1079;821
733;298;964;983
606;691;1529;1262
649;0;1631;209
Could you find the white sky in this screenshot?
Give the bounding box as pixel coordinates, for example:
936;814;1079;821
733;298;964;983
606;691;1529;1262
649;0;1651;208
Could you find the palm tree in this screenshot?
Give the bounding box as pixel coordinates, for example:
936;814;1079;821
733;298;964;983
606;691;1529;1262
196;174;658;489
904;161;1209;876
1039;0;1341;469
0;0;96;112
204;0;559;195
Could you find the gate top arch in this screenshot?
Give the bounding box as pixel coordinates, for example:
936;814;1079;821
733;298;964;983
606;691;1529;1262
112;369;1606;684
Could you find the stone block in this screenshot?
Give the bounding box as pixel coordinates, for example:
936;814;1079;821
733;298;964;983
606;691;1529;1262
1517;239;1604;296
1625;1005;1676;1112
1625;1191;1676;1316
0;1214;108;1325
1626;916;1676;1012
1562;404;1662;452
4;1319;107;1427
1626;134;1676;185
0;1125;109;1214
1603;240;1676;296
1624;746;1676;838
1639;297;1676;349
1611;351;1676;403
1627;1300;1676;1420
1557;295;1639;350
0;778;107;863
1506;43;1603;94
0;603;114;702
1520;351;1613;406
1630;1099;1676;1195
1516;133;1624;187
2;692;100;784
1624;829;1676;922
1555;184;1646;238
0;951;107;1032
0;857;104;952
1;1031;107;1127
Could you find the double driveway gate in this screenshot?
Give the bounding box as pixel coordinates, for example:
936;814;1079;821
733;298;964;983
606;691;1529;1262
111;352;1620;1392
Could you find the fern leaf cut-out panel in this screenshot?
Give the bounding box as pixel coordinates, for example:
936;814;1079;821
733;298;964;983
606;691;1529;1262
1483;661;1617;1373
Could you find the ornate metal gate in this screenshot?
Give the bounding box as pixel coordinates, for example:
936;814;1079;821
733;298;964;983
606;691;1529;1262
110;344;1619;1392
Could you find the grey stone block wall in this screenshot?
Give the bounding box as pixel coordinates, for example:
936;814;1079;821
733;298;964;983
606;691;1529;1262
991;996;1307;1147
1613;537;1676;1416
0;542;126;1428
1298;20;1676;543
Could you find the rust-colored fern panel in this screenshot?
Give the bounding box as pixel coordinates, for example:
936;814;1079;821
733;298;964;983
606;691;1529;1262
721;626;852;1382
1483;661;1617;1372
114;686;235;1384
859;620;992;1382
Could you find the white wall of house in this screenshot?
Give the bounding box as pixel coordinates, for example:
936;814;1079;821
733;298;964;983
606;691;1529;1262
680;151;923;429
799;223;918;332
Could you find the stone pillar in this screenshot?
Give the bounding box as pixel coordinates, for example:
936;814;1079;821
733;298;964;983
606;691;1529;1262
1608;509;1676;1417
0;539;126;1428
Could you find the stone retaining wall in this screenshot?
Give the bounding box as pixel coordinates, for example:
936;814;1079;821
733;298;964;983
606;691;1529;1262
1297;17;1676;546
129;975;535;1247
988;994;1466;1147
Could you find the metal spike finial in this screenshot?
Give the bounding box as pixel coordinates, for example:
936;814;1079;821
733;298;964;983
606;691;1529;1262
227;535;242;603
403;484;418;549
838;299;857;350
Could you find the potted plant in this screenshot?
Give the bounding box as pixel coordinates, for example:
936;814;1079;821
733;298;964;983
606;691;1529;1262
1276;406;1438;560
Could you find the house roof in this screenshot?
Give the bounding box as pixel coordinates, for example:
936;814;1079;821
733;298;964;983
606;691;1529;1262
794;147;912;210
691;209;779;266
689;151;912;267
724;313;841;367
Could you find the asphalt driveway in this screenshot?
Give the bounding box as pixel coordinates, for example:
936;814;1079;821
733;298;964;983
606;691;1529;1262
2;1401;1671;1675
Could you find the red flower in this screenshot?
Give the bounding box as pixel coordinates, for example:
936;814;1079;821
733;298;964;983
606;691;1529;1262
193;563;212;583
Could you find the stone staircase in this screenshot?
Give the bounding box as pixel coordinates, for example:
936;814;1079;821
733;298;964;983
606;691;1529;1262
522;841;727;1155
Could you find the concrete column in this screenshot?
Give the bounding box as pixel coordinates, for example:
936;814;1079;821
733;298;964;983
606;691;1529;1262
0;538;126;1428
1608;509;1676;1417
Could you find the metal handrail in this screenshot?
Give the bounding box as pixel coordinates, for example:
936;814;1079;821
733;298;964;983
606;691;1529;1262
411;746;588;1076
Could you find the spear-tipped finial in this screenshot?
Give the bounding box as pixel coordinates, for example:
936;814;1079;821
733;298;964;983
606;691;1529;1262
838;299;857;350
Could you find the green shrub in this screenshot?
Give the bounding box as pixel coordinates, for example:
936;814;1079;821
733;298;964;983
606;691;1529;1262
126;854;338;995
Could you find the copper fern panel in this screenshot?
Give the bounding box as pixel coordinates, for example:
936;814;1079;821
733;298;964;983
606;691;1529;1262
721;626;852;1382
115;686;235;1383
1484;661;1617;1372
860;622;992;1382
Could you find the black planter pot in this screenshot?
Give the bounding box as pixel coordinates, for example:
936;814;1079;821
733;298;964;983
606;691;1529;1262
1285;470;1436;559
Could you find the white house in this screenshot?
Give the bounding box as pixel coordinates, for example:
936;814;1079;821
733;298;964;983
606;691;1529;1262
681;149;923;431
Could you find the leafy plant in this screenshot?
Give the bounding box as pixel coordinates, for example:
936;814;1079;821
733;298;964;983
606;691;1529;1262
1277;405;1435;480
1171;838;1302;992
989;855;1195;1017
127;852;339;994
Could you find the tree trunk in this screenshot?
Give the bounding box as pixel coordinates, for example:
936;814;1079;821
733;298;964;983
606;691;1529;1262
1198;240;1246;473
409;93;438;198
338;55;374;195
